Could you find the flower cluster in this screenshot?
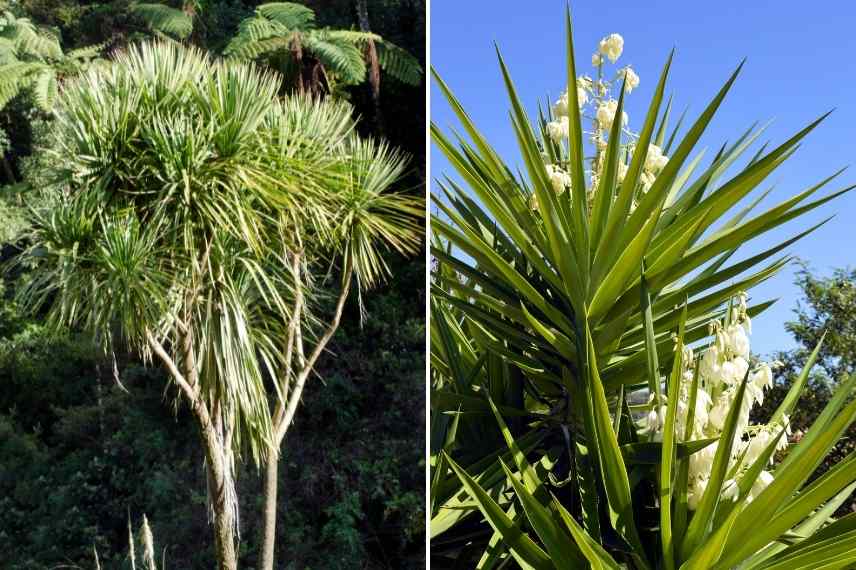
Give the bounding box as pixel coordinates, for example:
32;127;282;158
537;33;670;212
646;292;788;510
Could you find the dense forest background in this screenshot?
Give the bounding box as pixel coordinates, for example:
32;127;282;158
0;0;426;568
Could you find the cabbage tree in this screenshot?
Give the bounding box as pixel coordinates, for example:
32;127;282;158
430;6;856;569
14;40;421;569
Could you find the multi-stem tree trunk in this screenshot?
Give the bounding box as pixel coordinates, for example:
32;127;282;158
149;331;238;570
259;254;353;570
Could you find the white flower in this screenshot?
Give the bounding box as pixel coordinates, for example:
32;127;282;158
727;324;750;358
577;86;588;108
709;395;730;431
596;99;622;129
644;144;669;173
546;117;569;142
545;164;571;194
691;388;712;434
529;192;539;211
552;92;569;117
715;326;727;353
598;33;624;63
592;52;603;66
753;363;773;391
720;359;738;385
745;430;772;465
617;161;628;183
682;345;695;365
732;356;749;384
747;380;764;406
641;171;656;191
750;470;774;498
687;476;709;511
721;479;739;502
689;441;717;480
743;315;752;335
700;346;721;380
618;66;640;93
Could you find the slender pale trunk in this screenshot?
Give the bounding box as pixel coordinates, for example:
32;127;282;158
148;330;238;570
260;450;279;569
259;254;353;570
355;0;383;133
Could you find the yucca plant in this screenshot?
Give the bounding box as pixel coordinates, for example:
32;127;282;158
224;2;422;96
12;40;421;570
430;6;856;569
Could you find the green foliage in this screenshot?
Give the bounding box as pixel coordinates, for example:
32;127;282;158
0;249;425;568
1;0;426;566
225;2;422;93
753;265;856;518
131;2;193;39
16;40;419;465
0;9;103;112
787;264;856;379
430;6;854;569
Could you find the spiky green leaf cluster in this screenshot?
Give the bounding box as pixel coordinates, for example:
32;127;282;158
15;40;422;463
430;6;856;569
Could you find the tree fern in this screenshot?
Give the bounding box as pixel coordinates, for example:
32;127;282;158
131;4;193;40
67;42;107;61
325;30;422;86
0;37;18;63
326;29;381;44
305;33;366;84
376;40;422;86
225;17;291;54
0;13;103;112
256;2;315;29
32;69;58;111
227;2;422;93
225;35;294;60
0;12;62;60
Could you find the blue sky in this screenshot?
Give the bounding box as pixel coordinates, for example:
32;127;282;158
430;0;856;358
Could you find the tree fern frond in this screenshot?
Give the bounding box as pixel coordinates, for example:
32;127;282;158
305;33;365;85
376;40;422;85
0;61;45;109
325;29;381;44
132;4;193;40
0;14;62;60
224;16;292;55
0;37;18;63
225;36;294;60
67;43;106;61
32;69;58;112
256;3;315;30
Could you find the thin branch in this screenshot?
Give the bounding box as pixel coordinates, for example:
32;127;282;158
275;256;353;445
272;251;304;434
146;330;197;403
